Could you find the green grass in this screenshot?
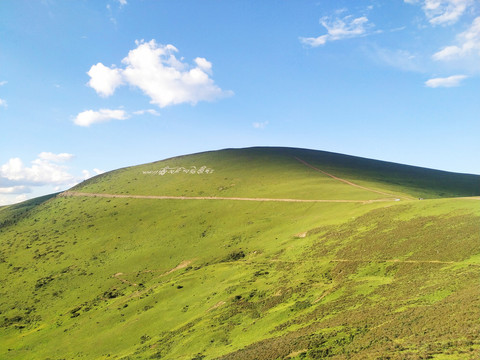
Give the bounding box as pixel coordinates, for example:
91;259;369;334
0;147;479;359
73;147;480;200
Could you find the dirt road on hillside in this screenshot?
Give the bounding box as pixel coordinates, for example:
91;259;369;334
294;157;416;200
60;191;401;204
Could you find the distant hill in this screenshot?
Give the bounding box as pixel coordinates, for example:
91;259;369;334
1;147;479;359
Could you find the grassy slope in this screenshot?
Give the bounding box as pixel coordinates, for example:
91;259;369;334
72;147;480;200
0;147;479;360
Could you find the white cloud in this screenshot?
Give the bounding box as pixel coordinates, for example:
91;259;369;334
425;74;467;87
0;186;30;194
82;168;105;180
74;109;128;127
82;170;91;179
405;0;473;25
0;81;7;86
133;109;160;116
0;154;106;205
87;63;123;97
0;153;75;186
117;0;127;6
87;40;232;108
253;121;269;129
0;98;6;107
194;57;213;73
433;16;480;60
300;15;372;47
82;168;105;181
0;194;28;206
38;152;74;162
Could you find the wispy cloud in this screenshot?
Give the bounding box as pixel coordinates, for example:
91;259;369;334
74;109;128;127
133;109;160;116
300;14;373;47
433;16;480;60
87;40;232;108
370;46;423;72
425;74;467;87
0;186;30;195
405;0;473;25
253;121;269;129
107;0;127;25
0;81;8;108
73;108;162;127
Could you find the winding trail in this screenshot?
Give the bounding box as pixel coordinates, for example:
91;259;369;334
60;191;400;204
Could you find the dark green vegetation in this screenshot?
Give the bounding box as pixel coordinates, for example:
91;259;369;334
0;147;479;359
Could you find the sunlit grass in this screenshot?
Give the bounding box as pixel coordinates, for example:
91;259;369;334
0;147;479;359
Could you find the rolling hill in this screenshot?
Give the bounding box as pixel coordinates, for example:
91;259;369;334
0;147;479;359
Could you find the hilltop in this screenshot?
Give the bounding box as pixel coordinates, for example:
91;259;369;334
0;147;479;359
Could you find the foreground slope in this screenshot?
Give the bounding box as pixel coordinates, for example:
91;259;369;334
0;147;479;359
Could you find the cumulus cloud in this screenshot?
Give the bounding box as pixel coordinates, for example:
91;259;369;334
74;109;128;127
0;153;106;205
0;194;28;206
87;40;232;108
425;74;467;87
433;16;480;60
0;81;7;86
0;153;75;185
0;98;6;107
117;0;127;6
405;0;473;25
300;15;372;47
87;63;123;97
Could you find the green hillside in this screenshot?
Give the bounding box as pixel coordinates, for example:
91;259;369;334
72;147;480;200
0;147;479;359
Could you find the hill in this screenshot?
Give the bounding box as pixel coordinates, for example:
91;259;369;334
0;147;479;359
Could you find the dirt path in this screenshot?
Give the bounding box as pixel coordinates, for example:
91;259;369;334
243;258;476;266
113;272;137;286
294;157;415;200
331;258;457;265
60;191;399;204
160;260;192;276
112;260;193;287
207;301;226;312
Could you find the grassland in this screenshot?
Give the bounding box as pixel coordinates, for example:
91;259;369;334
0;147;479;359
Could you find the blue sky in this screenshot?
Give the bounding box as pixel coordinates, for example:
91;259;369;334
1;0;479;205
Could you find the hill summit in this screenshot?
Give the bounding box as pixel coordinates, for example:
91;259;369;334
1;147;479;359
73;147;479;200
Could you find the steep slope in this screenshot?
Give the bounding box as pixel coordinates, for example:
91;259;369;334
0;147;479;360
